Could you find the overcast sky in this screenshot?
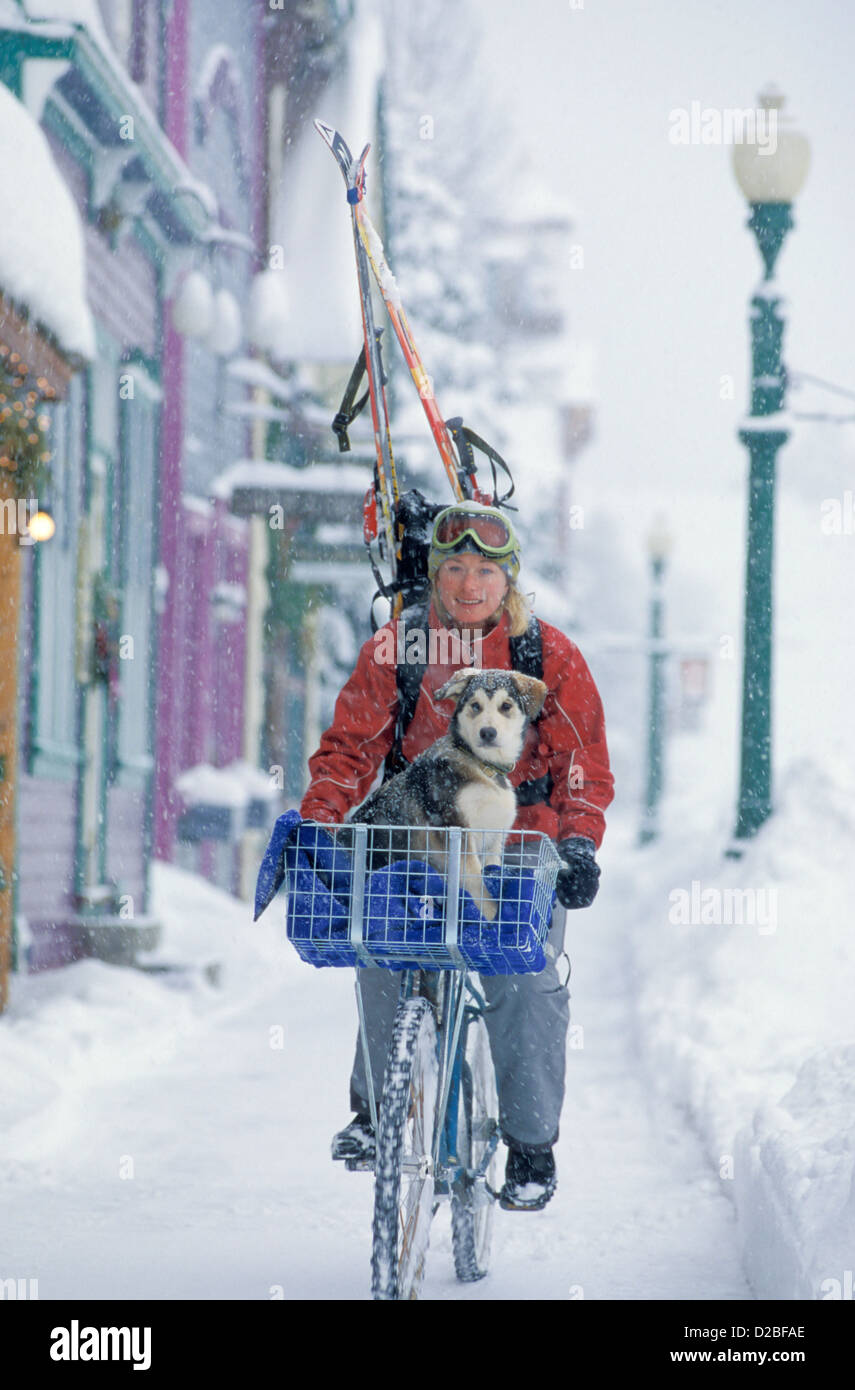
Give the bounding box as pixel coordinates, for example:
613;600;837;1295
474;0;855;505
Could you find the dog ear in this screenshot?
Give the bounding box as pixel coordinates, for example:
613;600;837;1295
435;669;479;706
512;674;548;720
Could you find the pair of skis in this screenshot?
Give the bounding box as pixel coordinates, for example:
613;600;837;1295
314;120;490;614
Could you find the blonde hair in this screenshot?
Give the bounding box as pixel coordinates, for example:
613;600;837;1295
430;575;531;638
504;582;532;637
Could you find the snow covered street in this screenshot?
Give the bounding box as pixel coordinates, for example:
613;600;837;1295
2;836;751;1302
5;487;854;1303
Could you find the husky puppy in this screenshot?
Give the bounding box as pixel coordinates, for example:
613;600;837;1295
351;669;548;920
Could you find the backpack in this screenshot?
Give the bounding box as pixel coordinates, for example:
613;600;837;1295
384;599;554;806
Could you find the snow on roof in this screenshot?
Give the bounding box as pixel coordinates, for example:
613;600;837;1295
268;3;384;364
0;82;95;358
14;1;219;225
227;355;296;401
290;560;366;584
175;759;280;809
182;494;214;517
223;759;279;801
226;400;292;424
211;458;372;501
21;0;110;47
175;763;250;809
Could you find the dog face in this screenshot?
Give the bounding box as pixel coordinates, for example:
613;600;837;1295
435;668;548;769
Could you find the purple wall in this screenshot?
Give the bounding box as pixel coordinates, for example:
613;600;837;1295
153;0;261;872
213;505;248;764
153;0;190;860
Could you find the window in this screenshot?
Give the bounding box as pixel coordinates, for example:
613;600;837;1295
27;373;85;776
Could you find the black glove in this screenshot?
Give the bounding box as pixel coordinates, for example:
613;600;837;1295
555;836;600;909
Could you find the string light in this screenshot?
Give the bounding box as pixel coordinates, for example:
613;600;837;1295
0;336;55;497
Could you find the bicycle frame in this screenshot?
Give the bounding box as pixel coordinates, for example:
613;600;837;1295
354;965;500;1195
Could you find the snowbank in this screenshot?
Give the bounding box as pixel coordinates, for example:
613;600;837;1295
0;861;291;1167
614;682;855;1301
737;1045;855;1299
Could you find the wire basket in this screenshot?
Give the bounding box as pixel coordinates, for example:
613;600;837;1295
275;813;560;974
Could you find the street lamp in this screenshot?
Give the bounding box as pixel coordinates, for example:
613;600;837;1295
639;513;673;846
728;87;810;854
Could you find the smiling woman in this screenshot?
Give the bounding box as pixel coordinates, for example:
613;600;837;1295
434;552;510;631
300;499;615;1212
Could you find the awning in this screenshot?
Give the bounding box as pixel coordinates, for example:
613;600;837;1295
212;458;371;523
0;5;216;247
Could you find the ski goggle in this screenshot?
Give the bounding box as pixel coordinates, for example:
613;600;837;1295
431;508;516;558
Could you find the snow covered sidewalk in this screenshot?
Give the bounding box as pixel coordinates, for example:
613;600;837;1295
1;851;751;1301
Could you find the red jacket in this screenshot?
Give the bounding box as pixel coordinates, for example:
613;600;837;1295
300;603;614;849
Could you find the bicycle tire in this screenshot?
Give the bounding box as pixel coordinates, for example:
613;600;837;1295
451;1008;499;1282
370;995;439;1300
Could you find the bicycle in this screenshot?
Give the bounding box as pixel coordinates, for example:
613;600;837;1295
254;812;561;1300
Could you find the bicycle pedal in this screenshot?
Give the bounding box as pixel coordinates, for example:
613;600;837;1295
344;1157;375;1173
498;1188;553;1212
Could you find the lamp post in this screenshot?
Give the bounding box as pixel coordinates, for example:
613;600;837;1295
639;514;673;846
728;88;810;853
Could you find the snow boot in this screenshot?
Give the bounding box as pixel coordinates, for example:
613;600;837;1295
499;1146;556;1211
331;1112;375;1162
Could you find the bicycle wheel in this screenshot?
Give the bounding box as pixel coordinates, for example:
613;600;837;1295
371;995;439;1300
451;1007;499;1282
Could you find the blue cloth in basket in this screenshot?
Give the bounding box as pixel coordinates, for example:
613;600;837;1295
362;859;550;975
254;809;301;921
285;819;357;967
255;810;357;966
363;861;447;971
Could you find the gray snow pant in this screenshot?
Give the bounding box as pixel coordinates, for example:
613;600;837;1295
349;906;569;1154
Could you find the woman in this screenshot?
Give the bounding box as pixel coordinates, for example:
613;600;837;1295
300;502;614;1209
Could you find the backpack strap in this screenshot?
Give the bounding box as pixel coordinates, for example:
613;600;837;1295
383;600;430;780
508;615;542;679
509;616;554;806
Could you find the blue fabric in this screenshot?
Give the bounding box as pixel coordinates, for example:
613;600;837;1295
359;859;549;973
282;821;356;967
253;809;302;921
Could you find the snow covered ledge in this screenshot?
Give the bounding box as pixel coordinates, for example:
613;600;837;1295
0;80;94;360
735;1045;855;1300
622;761;855;1301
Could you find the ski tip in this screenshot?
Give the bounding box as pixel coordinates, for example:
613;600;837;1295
314;118;335;146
